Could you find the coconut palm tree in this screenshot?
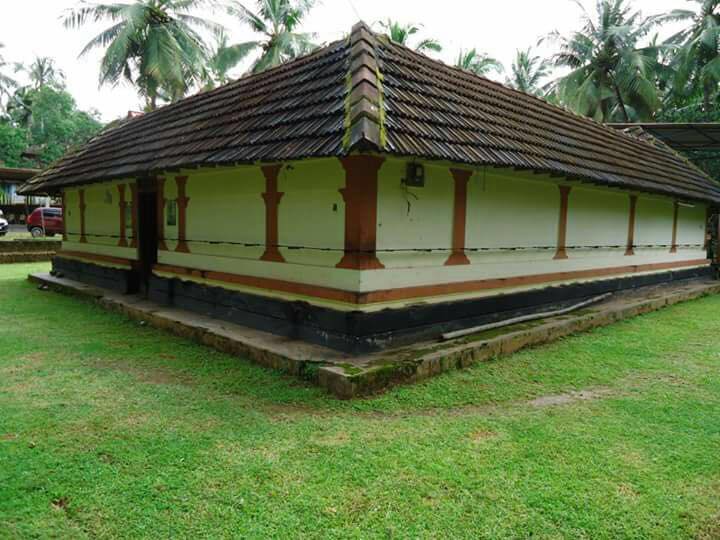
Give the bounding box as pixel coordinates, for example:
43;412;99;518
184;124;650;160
377;20;442;54
455;49;503;77
63;0;222;110
664;0;720;111
547;0;663;122
19;57;66;90
0;44;18;107
218;0;318;75
506;48;551;95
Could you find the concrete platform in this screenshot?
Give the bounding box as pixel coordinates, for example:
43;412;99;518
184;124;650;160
29;272;720;398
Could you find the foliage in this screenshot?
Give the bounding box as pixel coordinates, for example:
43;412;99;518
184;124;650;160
664;0;720;111
547;0;663;122
455;49;503;77
0;43;18;108
3;263;720;537
377;20;442;54
0;86;103;167
0;123;27;167
216;0;318;77
63;0;222;109
17;57;66;90
507;48;551;95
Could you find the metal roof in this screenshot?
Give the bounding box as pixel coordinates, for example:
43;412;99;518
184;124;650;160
0;167;41;183
20;23;720;204
608;123;720;152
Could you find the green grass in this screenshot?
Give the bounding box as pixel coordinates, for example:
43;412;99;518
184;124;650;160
2;262;720;539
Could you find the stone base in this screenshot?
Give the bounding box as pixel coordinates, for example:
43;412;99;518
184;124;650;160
29;271;720;399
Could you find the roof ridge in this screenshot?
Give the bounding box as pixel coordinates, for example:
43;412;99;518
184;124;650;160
343;22;386;153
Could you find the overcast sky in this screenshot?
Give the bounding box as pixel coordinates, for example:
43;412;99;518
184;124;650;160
0;0;692;122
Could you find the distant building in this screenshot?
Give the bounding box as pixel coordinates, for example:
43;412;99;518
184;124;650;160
0;166;47;223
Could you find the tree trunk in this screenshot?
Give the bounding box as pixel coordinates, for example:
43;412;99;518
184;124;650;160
613;83;630;122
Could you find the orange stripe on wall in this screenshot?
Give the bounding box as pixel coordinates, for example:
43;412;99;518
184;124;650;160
153;259;710;306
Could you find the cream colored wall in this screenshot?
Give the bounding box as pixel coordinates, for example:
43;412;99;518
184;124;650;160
364;160;708;295
61;181;138;263
157;160;361;292
61;157;707;309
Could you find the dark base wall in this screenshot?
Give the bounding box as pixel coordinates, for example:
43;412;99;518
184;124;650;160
53;256;135;294
51;258;713;354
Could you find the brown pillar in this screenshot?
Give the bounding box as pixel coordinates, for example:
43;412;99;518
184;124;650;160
61;191;67;241
704;206;711;251
117;184;128;248
445;168;472;266
79;189;87;244
337;156;385;270
157;177;168;251
670;201;679;253
260;165;285;263
625;195;638;256
175;176;190;253
554;185;571;260
129;183;138;249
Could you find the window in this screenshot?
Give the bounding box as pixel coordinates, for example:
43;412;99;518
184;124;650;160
166;200;177;227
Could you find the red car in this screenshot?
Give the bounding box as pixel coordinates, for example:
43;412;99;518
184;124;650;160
27;207;63;238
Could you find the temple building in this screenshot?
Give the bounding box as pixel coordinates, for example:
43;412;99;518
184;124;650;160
21;23;720;353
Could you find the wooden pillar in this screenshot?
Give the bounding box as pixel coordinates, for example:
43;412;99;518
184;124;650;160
704;206;711;251
670;201;679;253
61;191;67;241
337;156;385;270
175;176;190;253
129;183;138;248
625;195;638;256
553;186;571;260
157;177;168;251
260;165;285;263
78;189;87;244
117;184;128;248
445;168;472;266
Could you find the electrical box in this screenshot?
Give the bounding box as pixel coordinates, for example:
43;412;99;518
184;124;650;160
403;163;425;188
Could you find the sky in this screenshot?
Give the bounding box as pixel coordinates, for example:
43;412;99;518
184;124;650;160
0;0;692;122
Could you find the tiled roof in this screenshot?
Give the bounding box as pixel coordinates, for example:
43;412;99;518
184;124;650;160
21;22;720;203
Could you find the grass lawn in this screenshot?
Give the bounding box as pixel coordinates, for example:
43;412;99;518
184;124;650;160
2;262;720;539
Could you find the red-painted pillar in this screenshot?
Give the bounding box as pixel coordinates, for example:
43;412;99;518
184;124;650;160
445;168;472;266
117;184;128;248
157;177;168;251
260;165;285;263
554;186;571;260
337;156;385;270
625;195;638;256
79;189;87;244
670;201;679;254
175;176;190;253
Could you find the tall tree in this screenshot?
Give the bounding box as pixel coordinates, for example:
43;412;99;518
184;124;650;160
63;0;221;110
548;0;663;122
664;0;720;111
218;0;318;75
455;49;503;77
377;20;442;54
0;86;103;167
506;48;550;95
19;57;66;90
0;44;18;109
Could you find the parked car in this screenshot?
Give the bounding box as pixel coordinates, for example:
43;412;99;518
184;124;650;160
0;210;7;237
27;207;63;238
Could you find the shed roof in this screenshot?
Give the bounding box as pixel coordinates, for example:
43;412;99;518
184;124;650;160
20;22;720;203
608;123;720;152
1;167;41;183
